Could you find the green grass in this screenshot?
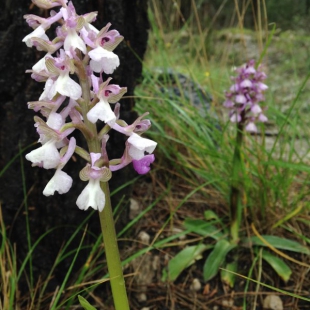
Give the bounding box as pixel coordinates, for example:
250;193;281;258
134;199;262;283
134;1;310;307
136;3;310;222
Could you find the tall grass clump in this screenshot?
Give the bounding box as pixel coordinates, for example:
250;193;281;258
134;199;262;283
136;0;310;304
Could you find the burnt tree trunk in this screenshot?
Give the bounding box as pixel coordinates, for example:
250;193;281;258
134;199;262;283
0;0;149;295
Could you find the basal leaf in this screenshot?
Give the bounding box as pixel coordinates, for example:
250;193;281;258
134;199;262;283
165;244;210;282
261;250;292;282
184;218;223;240
221;260;238;287
204;210;221;221
78;295;97;310
242;235;310;255
203;239;236;282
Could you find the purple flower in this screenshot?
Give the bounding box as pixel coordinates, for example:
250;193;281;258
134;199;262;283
224;60;268;132
109;133;157;173
132;154;155;175
108;113;157;173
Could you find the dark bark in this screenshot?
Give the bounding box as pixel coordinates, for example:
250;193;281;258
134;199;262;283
0;0;148;293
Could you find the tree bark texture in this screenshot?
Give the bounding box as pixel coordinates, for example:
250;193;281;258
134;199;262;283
0;0;149;290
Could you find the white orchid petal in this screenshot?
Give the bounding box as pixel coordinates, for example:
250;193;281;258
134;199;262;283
39;77;56;101
88;47;120;73
88;46;109;61
87;99;116;124
76;179;105;212
32;54;49;72
128;147;144;161
47;112;64;130
55;74;82;100
25;140;60;169
43;169;73;196
128;133;157;160
89;59;103;73
64;30;86;53
23;25;49;47
101;57;120;74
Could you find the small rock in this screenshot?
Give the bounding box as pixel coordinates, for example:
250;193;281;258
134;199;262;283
221;299;234;308
263;295;283;310
137;293;147;302
152;255;160;271
190;278;202;292
138;231;151;244
129;198;140;219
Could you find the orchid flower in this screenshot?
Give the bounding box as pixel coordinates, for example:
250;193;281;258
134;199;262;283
24;0;156;210
87;77;127;125
76;153;112;212
88;23;123;74
43;137;76;196
23;3;155;306
43;50;82;100
224;60;268;132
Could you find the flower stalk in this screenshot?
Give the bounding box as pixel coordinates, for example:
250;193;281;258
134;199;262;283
99;182;130;310
229;119;244;243
23;1;157;308
224;60;268;243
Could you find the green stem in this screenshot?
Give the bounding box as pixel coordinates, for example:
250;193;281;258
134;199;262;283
75;57;130;309
99;182;130;310
74;58;100;152
230;120;244;243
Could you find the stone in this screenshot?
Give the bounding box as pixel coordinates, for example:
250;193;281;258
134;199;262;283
263;295;283;310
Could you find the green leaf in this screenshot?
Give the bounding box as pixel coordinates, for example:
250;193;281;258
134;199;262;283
266;160;310;173
184;218;223;240
242;235;310;255
219;269;310;302
261;250;292;283
165;244;210;281
203;239;236;282
221;260;238;287
78;296;97;310
204;210;221;221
